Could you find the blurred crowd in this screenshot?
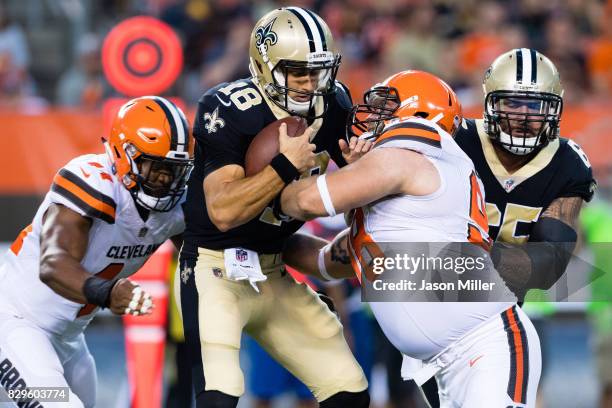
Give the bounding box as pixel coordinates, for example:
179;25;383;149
0;0;611;111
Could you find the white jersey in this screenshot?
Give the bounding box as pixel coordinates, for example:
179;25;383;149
348;117;514;360
0;154;185;337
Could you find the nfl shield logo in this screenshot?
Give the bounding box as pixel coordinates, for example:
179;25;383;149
236;249;248;262
503;178;515;192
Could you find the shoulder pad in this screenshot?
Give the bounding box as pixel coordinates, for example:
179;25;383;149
374;117;444;158
333;80;353;107
556;138;597;202
197;79;268;136
49;155;117;223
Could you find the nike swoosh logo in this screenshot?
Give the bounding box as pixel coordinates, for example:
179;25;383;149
80;167;91;178
469;355;484;367
215;94;231;107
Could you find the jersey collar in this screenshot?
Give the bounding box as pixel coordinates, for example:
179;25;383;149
475;119;559;193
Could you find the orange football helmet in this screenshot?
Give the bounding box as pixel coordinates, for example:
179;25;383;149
104;96;194;212
348;70;462;140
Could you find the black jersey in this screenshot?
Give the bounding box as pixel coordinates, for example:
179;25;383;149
183;78;352;253
455;119;596;243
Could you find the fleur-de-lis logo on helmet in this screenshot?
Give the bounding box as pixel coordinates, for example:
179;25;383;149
255;18;278;58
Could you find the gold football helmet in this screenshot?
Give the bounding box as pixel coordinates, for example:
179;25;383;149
248;7;341;119
483;48;564;155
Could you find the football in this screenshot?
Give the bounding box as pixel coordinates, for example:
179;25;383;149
244;116;308;176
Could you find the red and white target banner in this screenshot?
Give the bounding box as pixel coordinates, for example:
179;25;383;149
102;16;183;96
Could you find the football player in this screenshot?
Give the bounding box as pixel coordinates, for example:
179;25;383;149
457;48;595;292
0;96;193;407
179;7;369;408
418;49;597;408
279;70;541;407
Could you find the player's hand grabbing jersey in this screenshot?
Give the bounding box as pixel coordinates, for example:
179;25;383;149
183;78;353;253
0;154;185;336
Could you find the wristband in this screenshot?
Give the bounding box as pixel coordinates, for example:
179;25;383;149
318;244;337;281
270;153;300;184
316;174;337;217
83;276;117;308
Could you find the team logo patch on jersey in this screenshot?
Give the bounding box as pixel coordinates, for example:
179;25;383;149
204;107;225;133
255;18;277;58
181;266;193;284
236;249;248;262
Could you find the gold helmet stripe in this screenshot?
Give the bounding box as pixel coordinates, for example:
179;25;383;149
287;7;324;53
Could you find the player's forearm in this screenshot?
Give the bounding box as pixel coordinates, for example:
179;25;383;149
282;230;355;280
39;253;90;304
39;204;92;304
323;230;355;279
280;177;324;221
282;232;329;277
490;243;532;293
492;222;576;295
207;166;286;231
281;149;407;221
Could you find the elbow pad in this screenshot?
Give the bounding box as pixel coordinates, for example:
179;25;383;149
525;217;577;290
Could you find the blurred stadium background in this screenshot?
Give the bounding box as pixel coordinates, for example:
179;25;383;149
0;0;611;407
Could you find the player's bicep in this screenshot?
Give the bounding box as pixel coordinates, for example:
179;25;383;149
540;196;583;229
40;204;92;265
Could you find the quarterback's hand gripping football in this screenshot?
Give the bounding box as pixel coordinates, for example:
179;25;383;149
278;123;316;173
339;136;373;164
109;278;155;316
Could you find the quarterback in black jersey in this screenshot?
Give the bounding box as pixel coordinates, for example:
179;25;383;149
179;7;369;408
420;49;596;408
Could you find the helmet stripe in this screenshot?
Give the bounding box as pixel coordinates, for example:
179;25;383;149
529;48;538;83
515;49;523;82
287;7;323;53
152;97;188;153
520;48;532;85
303;8;327;51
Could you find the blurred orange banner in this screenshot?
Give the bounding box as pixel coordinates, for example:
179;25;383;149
0;105;610;194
